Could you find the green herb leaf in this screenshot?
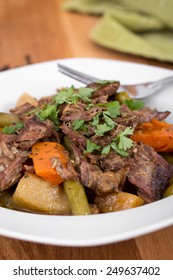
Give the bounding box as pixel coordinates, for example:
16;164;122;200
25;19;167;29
2;126;15;134
2;122;24;134
92;114;100;126
102;145;111;155
95;123;113;136
117;136;133;151
115;127;134;151
54;86;94;106
124;99;145;110
119;126;134;137
72;119;87;131
37;104;59;126
106;101;120;118
86;103;94;110
92;110;116;136
103;113;116;128
85;139;101;154
78;87;94;101
110;142;129;157
54;86;77;105
97;101;120;118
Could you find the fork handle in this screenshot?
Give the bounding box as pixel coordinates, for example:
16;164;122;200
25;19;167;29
58;63;98;84
151;75;173;89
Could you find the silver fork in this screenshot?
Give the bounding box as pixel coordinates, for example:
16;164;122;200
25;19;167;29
58;63;173;99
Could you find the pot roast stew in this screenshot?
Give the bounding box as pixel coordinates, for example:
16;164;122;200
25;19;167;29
0;80;173;215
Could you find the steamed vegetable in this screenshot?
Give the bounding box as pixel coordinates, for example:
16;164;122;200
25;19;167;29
115;91;131;103
0;112;20;127
163;185;173;198
163;175;173;198
162;153;173;165
63;179;91;215
12;173;71;214
30;142;68;185
132;119;173;152
95;191;144;213
16;92;38;107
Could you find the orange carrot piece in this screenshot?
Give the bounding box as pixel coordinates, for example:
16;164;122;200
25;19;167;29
30;142;68;185
131;119;173;152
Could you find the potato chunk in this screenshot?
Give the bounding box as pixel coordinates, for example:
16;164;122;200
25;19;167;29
16;92;38;107
95;191;144;213
12;173;71;215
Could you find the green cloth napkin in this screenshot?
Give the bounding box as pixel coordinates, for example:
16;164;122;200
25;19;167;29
63;0;173;62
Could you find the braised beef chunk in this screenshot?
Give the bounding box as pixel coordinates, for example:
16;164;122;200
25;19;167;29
0;115;54;191
99;151;130;172
0;139;28;191
127;143;173;202
10;102;35;115
60;102;102;122
116;104;170;129
16;115;54;150
80;160;126;195
89;81;120;99
134;107;170;123
60;122;86;150
0;134;17;144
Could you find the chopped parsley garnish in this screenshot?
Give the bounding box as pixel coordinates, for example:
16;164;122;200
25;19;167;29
35;86;94;129
91;102;120;136
72;119;87;131
85;139;101;154
94;113;116;136
102;127;134;157
106;101;121;118
98;101;120;118
24;84;135;158
92;114;100;126
2;122;24;134
77;87;94;102
84;126;134;157
116;126;134;150
54;86;78;105
54;86;94;106
124;99;145;110
37;104;59;124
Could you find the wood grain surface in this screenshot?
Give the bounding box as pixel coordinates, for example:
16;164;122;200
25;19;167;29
0;0;173;260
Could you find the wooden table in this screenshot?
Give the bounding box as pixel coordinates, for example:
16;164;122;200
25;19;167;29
0;0;173;260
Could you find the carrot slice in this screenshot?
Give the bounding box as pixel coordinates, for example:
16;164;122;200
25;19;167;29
30;142;68;185
131;119;173;152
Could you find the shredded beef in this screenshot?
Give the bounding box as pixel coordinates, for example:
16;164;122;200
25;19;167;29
99;151;130;172
10;102;35;116
127;143;173;202
70;144;83;166
80;160;127;195
60;102;102;122
0;139;28;191
116;104;170;129
60;122;86;150
16;115;54;150
0;134;17;144
135;107;170;123
52;157;78;180
89;81;120;98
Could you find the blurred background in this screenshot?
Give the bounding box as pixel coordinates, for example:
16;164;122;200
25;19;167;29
0;0;173;260
1;0;173;70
